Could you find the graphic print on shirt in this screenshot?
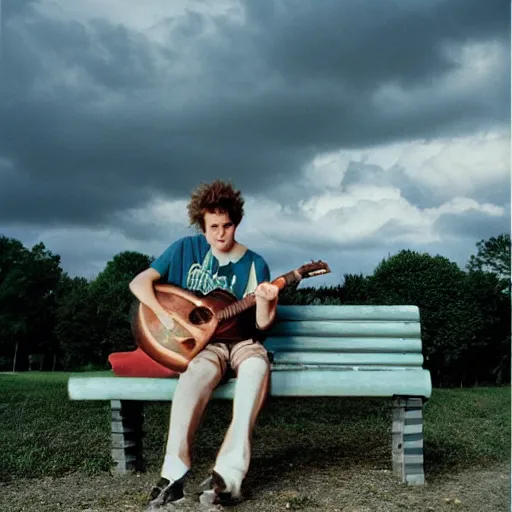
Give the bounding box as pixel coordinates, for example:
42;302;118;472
186;249;237;296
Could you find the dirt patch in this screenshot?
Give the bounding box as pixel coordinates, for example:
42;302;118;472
1;461;509;512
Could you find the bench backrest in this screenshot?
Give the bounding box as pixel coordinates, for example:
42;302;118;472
264;305;424;370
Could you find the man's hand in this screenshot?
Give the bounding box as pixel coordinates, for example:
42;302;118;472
156;311;175;331
254;282;279;302
254;282;279;330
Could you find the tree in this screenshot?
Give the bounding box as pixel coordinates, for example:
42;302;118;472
0;237;62;371
53;251;154;370
0;236;27;283
54;274;99;369
467;234;511;294
457;269;511;385
366;249;511;386
367;250;469;386
339;273;371;304
0;236;30;369
88;251;154;364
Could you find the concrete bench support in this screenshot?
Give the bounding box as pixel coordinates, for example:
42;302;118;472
392;397;425;485
110;399;145;473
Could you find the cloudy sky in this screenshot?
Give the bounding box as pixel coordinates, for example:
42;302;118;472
1;0;510;286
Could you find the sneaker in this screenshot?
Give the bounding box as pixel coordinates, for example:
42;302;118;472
148;472;189;509
198;470;241;506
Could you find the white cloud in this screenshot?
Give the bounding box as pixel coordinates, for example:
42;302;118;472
300;185;403;220
304;151;358;190
396;131;509;196
428;197;504;217
443;40;507;94
124;197;190;228
302;130;509;198
237;131;509;249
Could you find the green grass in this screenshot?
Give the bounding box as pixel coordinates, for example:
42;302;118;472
0;372;510;483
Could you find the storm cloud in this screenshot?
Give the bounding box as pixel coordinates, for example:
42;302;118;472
0;0;509;281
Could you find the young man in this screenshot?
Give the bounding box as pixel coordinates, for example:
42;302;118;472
129;180;278;507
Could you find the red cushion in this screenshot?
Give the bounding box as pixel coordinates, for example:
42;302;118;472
108;347;180;378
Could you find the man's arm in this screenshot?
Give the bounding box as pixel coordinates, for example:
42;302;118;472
129;268;174;329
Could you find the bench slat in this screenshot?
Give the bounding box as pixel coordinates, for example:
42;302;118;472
68;369;431;401
270;321;421;338
264;337;422;353
272;352;423;366
270;369;431;397
275;305;420;322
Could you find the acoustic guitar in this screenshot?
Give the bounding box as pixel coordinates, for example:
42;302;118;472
131;261;330;372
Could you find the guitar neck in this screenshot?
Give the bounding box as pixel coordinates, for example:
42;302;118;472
217;294;257;321
217;269;302;322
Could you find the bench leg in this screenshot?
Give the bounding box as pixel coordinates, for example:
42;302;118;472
392;397;425;485
110;399;145;474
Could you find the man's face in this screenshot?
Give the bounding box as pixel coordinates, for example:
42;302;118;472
203;210;236;253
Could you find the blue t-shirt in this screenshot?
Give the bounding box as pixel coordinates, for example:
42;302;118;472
151;234;271;300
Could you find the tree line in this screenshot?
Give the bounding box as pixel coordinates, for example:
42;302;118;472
0;233;509;387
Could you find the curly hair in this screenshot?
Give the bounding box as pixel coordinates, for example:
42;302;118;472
187;180;245;231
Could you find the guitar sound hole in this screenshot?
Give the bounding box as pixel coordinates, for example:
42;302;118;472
182;338;196;351
189;307;213;325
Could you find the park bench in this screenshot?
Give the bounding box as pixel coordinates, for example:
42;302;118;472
67;304;432;486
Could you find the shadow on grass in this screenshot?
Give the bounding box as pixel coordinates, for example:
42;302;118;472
241;438;509;496
422;438;510;483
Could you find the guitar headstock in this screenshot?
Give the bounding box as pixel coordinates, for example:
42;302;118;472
297;260;331;279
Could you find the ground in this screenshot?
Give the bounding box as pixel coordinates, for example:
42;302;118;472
2;377;510;511
1;461;509;512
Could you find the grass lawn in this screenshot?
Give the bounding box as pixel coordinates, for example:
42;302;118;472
0;372;510;484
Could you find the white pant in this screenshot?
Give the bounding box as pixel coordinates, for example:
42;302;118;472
161;339;270;497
